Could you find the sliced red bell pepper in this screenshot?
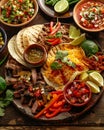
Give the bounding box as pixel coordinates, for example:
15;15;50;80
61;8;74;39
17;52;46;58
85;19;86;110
50;22;61;35
34;94;59;118
50;21;54;33
46;37;61;46
45;106;62;118
60;104;71;112
53;99;65;108
49;38;61;45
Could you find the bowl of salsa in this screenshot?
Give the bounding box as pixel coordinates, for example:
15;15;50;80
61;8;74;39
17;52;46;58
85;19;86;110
0;0;38;27
23;44;47;67
64;80;92;107
73;0;104;32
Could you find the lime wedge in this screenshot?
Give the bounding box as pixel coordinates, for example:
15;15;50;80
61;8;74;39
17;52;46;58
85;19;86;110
69;25;81;39
54;0;69;14
86;81;100;93
70;33;86;46
79;72;89;81
89;71;104;87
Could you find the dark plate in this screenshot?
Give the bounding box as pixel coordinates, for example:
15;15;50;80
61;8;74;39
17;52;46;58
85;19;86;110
38;0;73;18
5;23;104;122
13;88;104;121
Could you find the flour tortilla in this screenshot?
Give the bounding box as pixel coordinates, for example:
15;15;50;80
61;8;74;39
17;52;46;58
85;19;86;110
16;28;26;55
8;35;34;68
41;43;88;90
22;24;44;48
15;24;44;56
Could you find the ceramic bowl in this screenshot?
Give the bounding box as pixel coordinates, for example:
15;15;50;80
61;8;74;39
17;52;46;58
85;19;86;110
0;0;38;27
64;80;92;107
0;26;7;53
73;0;104;32
23;44;47;67
0;26;7;63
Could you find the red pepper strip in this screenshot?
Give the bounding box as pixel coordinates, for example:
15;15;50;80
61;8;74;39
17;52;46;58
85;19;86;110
50;21;54;33
50;22;61;35
34;94;61;118
46;38;58;42
53;99;65;108
60;105;72;112
49;38;61;46
45;106;62;118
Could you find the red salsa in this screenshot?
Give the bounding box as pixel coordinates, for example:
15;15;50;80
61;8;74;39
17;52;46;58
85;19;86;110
78;1;104;29
64;80;91;106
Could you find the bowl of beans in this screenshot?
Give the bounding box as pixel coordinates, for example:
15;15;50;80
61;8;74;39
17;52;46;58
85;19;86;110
73;0;104;32
64;80;92;107
0;0;38;27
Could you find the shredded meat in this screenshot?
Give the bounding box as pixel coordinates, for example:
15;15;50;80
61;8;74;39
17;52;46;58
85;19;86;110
37;24;71;52
84;52;104;72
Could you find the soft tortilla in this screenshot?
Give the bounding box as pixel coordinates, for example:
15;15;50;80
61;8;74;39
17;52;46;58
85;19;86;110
16;24;44;56
41;43;89;90
22;24;44;47
8;35;34;68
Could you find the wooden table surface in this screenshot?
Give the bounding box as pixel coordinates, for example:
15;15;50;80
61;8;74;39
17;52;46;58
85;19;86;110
0;6;104;130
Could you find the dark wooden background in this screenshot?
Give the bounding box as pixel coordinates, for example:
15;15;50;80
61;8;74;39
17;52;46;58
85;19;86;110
0;5;104;130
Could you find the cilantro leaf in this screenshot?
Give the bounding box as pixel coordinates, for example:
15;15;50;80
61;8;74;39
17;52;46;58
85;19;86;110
0;89;13;117
55;50;68;60
51;61;62;70
62;57;76;68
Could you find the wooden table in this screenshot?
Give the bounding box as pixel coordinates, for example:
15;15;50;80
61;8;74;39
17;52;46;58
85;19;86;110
0;7;104;130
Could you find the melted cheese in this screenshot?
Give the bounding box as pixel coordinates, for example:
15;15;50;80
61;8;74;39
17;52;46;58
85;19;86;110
42;44;89;88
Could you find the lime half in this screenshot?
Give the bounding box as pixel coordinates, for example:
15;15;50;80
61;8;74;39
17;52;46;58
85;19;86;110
79;72;89;81
54;0;69;14
89;71;104;87
86;81;100;93
70;33;86;46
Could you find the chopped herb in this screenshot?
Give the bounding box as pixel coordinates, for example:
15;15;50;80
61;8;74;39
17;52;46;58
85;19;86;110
51;61;62;70
55;50;68;60
55;32;62;38
51;50;76;70
62;57;76;68
0;89;13;116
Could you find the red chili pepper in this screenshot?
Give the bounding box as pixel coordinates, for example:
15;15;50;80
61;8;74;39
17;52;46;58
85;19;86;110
50;22;61;35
